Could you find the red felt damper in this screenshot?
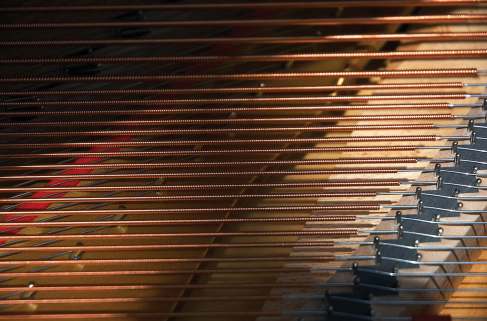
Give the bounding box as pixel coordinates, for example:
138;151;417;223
0;136;131;243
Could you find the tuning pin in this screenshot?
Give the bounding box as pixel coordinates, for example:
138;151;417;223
454;153;461;166
115;10;151;38
64;63;101;75
415;187;422;200
64;48;101;75
417;200;424;214
21;282;36;300
373;236;380;250
255;83;265;97
436;176;443;190
352;262;359;275
434;163;441;177
114;205;128;233
470;131;477;144
353;277;361;290
397;224;404;239
451;141;458;154
375;251;382;265
69;242;84;260
395;211;402;224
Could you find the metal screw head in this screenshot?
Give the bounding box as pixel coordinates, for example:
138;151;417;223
417;253;423;262
414;239;420;247
434;214;441;222
452;189;460;197
457;202;463;210
476;178;482;186
438;228;444;236
473;166;479;174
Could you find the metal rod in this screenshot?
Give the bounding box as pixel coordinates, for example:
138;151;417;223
0;85;465;97
0;125;438;137
0;94;471;107
0;241;340;251
0;105;455;117
0;158;419;170
0;169;402;180
0;229;357;240
3;1;486;11
0;268;316;279
0;136;440;148
0;116;454;128
0;311;322;319
3;15;486;28
0;295;328;304
4;32;486;46
0;192;379;203
0;146;423;158
0;69;478;83
3;50;487;64
0;256;343;266
0;181;402;193
0;205;381;216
